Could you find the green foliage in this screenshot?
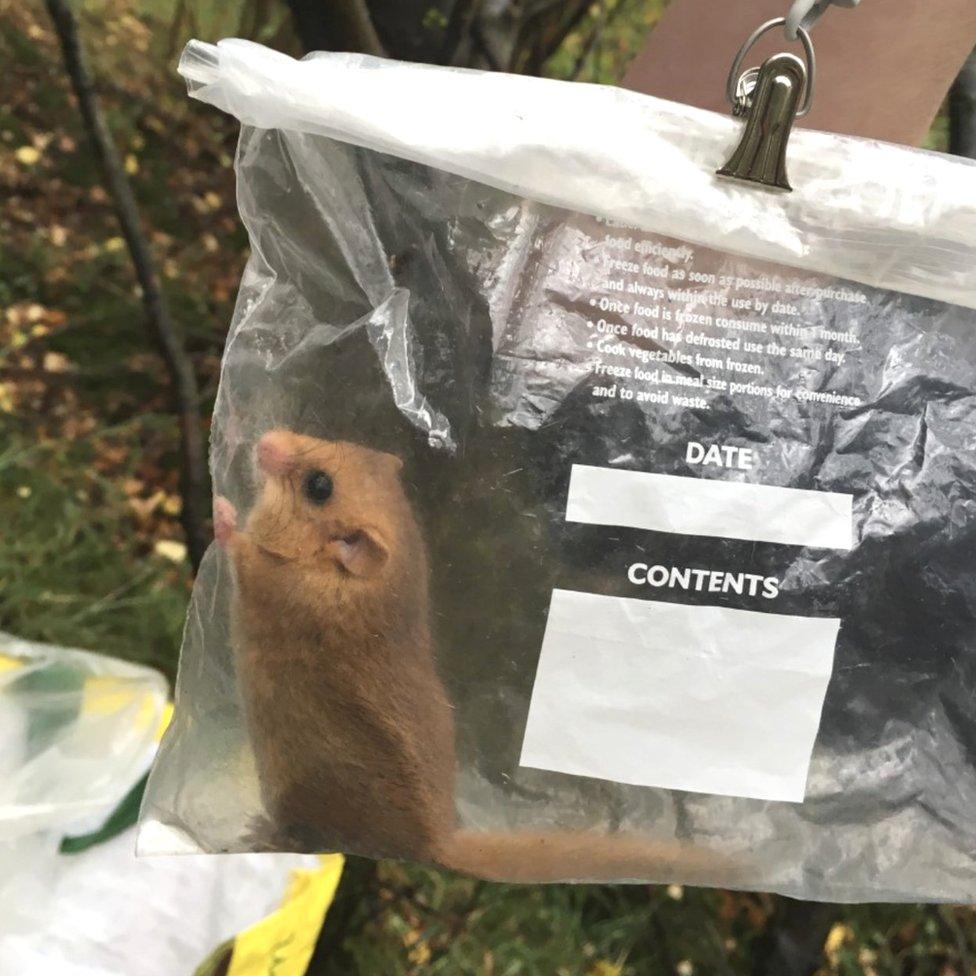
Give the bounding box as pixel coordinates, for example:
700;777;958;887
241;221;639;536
422;7;450;31
312;861;746;976
310;862;976;975
924;109;951;153
0;418;190;678
544;0;667;85
0;5;231;678
136;0;293;49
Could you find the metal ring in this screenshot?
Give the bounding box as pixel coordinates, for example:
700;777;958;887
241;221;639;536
725;17;816;118
786;0;821;40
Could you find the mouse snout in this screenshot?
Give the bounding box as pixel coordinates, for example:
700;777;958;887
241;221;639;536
255;430;296;477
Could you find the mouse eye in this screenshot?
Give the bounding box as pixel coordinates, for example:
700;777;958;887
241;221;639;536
302;469;334;506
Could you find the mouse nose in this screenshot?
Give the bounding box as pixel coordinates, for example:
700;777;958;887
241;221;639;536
255;431;295;476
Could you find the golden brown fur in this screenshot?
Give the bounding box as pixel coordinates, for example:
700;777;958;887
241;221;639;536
215;430;728;883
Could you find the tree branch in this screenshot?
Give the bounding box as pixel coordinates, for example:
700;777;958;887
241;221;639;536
285;0;386;56
442;0;486;67
571;0;640;81
950;48;976;159
469;18;501;71
44;0;211;572
511;0;592;75
570;0;608;81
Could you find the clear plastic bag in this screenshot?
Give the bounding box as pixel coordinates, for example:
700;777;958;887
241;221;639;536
0;632;326;976
0;631;167;840
141;39;976;901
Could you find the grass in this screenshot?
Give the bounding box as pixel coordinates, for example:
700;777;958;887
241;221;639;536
0;412;190;677
311;861;755;976
0;2;972;974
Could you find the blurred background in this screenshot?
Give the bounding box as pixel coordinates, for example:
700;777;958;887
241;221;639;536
3;1;976;973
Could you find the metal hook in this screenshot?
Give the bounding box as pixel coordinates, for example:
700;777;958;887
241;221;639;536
725;17;816;118
786;0;860;41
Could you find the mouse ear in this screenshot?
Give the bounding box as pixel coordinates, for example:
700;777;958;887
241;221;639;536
329;528;389;577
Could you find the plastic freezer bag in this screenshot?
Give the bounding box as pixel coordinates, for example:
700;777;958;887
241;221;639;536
140;39;976;901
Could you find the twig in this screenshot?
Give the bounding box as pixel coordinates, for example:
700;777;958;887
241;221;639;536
938;905;974;975
164;0;188;65
68;564;158;623
571;0;640;81
513;0;591;75
43;0;211;572
570;0;608;81
470;19;501;71
648;896;676;972
442;0;486;67
702;912;738;976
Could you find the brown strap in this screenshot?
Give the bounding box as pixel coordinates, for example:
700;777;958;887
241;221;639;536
622;0;976;146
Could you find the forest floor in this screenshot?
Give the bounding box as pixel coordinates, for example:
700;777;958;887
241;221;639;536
0;2;970;974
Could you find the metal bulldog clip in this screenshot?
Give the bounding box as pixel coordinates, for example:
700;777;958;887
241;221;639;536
717;17;816;192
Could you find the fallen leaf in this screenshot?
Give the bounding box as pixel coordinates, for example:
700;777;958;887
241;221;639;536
14;145;41;165
588;961;623;976
407;941;430;966
154;539;187;563
129;489;166;522
824;923;854;962
42;352;71;373
162;494;183;517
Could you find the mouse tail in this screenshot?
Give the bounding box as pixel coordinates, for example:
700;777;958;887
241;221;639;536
436;830;730;885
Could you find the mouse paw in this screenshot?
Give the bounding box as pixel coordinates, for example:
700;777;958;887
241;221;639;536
242;814;285;852
243;814;326;853
213;496;237;549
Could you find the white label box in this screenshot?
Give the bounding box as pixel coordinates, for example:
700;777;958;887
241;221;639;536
567;464;853;550
520;589;841;803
